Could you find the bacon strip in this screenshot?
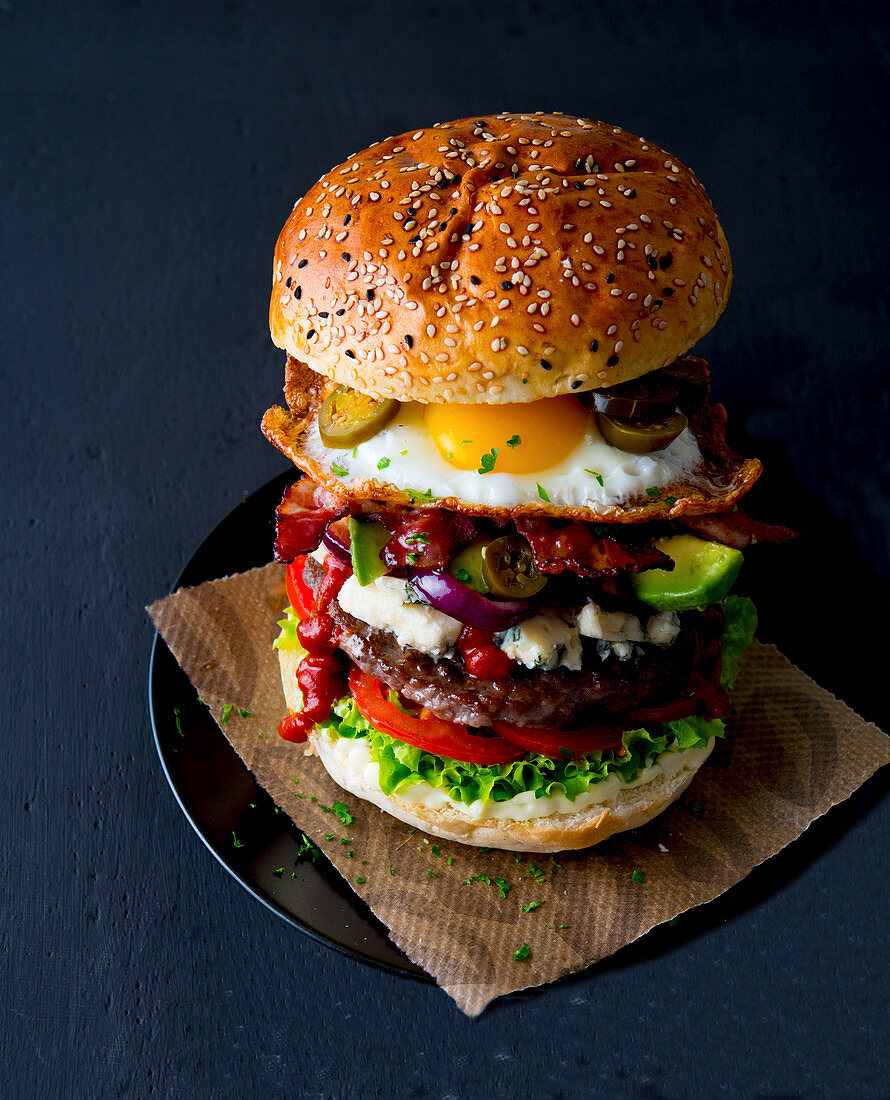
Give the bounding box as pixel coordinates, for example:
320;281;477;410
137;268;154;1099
274;478;345;562
380;509;479;571
679;510;797;550
515;517;672;578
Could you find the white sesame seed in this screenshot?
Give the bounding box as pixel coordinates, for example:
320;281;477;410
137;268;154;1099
570;313;580;326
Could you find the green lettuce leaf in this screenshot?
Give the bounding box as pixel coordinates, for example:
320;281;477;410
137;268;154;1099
273;606;306;658
309;595;759;808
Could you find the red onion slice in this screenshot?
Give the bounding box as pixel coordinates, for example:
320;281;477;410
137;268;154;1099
322;519;352;562
408;568;534;631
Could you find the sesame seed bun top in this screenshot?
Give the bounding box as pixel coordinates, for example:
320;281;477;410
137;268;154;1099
269;112;732;404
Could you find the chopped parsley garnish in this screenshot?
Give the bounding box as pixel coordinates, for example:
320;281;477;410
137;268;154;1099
407;553;418;565
356;877;366;884
455;568;470;582
447;857;453;867
296;835;318;862
377;457;391;470
331;463;349;477
506;434;521;449
221;703;233;725
462;874;490;886
478;847;490;853
664;496;677;507
238;707;251;718
331;801;355;825
513;943;531;961
389;865;395;876
431;844;442;857
325;834;335;841
521;900;544;913
427;870;437;878
173;707;184;736
645;486;660;497
528;863;546;882
631;870;645;883
405;531;431;545
536;483;550;502
272;867;284;877
493;878;510;899
478;447;499;474
232;832;245;849
585;469;604;487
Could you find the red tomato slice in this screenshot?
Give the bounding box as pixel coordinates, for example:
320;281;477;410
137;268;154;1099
491;721;624;758
286;556;314;618
348;667;524;766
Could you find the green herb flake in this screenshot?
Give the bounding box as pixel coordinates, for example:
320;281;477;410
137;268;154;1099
550;857;562;870
332;463;349;477
493;878;511;899
478;447;499;475
389;865;395;876
221;703;234;725
529;863;546;882
478;847;490;853
558;924;569;930
232;832;245;849
513;943;531;962
513;855;523;863
664;496;677;508
447;857;453;867
536;483;550;502
377;457;391;470
631;870;645;884
431;844;442;857
325;834;336;841
400;449;408;456
331;801;355;825
406;553;418;564
455;568;470;582
506;434;522;449
173;707;184;736
238;707;251;718
272;867;284;877
645;486;660;498
296;835;318;862
356;877;366;884
405;531;431;545
584;469;605;487
427;870;437;878
521;900;544;913
462;874;491;886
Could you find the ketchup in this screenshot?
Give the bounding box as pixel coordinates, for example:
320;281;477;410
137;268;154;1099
457;627;516;680
278;553;351;742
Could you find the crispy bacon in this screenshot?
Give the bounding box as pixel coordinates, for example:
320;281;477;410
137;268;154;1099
381;509;479;571
679;510;797;550
274;478;345;562
515;517;673;578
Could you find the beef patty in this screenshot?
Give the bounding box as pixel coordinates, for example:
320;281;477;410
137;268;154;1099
304;557;724;729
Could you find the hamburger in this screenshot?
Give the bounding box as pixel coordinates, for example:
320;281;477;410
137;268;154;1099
262;112;790;853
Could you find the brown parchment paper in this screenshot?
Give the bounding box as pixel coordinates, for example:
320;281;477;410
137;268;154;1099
148;563;890;1016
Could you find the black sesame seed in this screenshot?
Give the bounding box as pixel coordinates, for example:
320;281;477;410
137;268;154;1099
341;252;350;261
574;157;585;170
294;286;302;300
500;280;513;290
647;255;658;270
659;252;674;270
439;222;447;231
465;224;475;235
626;188;636;199
589;340;598;353
318;311;329;318
470;275;481;285
298;259;308;269
662;287;674;296
284;276;292;287
607;355;619;367
653;300;663;310
335;308;344;315
605;273;615;284
343;213;351;226
366;289;375;300
404;334;413;348
345;350;356;359
540;359;552;371
573;181;583;189
306;328;316;340
450;208;458;217
571;380;582;390
408;235;421;244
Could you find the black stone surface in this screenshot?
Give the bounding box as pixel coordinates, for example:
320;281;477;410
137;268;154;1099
4;2;889;1096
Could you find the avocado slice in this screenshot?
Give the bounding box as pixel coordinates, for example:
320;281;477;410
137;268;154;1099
348;517;390;586
632;534;743;611
448;539;490;594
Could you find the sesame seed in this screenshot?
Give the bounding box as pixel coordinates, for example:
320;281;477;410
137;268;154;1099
589;340;598;352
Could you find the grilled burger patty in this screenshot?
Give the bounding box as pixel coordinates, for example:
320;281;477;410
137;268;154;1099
304;556;725;729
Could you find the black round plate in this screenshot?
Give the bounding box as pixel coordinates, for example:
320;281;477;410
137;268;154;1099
149;469;431;982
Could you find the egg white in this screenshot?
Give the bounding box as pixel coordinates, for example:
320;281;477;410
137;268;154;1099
301;402;702;508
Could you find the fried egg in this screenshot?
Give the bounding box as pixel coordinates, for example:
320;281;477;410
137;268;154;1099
299;397;702;509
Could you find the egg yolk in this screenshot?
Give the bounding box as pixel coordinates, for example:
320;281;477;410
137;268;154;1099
423;396;590;474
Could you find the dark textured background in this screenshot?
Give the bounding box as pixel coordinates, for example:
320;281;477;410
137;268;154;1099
4;2;889;1097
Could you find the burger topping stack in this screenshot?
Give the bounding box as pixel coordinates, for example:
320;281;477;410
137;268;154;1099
262;114;791;852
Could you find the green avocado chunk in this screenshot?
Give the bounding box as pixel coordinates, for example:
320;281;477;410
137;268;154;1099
348;517;390;586
632;534;743;611
448;539;490;594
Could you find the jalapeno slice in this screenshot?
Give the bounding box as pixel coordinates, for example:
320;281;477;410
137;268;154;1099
481;536;547;599
592;377;679;421
318;385;400;448
595;409;688;454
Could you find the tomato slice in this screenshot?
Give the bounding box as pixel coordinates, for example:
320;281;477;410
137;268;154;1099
348;667;524;766
491;721;624;758
286;556;314;618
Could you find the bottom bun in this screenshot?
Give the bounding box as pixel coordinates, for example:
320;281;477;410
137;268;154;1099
277;643;711;853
